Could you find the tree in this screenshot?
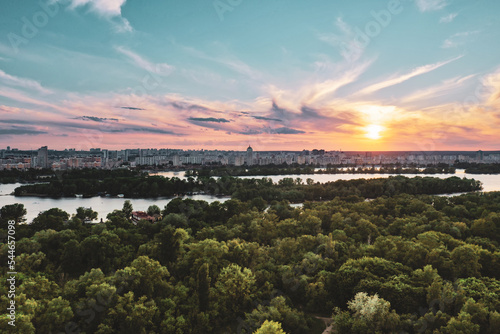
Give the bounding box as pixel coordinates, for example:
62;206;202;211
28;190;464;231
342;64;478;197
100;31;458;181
0;203;27;227
451;245;481;278
31;208;69;231
245;296;313;334
215;264;256;319
147;205;161;216
97;292;158;334
75;207;98;222
122;200;133;220
35;297;74;333
197;263;210;312
440;311;480;334
253;320;287;334
332;292;401;333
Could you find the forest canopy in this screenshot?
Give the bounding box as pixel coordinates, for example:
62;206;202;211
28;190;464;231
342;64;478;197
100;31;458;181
0;172;498;333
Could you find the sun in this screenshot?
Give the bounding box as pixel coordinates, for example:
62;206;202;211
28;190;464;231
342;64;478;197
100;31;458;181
364;124;384;140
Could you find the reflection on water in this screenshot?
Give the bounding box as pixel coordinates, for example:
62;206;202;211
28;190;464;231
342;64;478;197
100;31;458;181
0;190;228;223
1;169;499;223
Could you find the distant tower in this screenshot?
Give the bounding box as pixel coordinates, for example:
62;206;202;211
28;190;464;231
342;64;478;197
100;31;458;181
37;146;48;168
246;145;253;166
476;150;484;161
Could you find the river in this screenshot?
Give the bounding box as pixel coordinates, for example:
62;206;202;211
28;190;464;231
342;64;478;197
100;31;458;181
1;169;499;223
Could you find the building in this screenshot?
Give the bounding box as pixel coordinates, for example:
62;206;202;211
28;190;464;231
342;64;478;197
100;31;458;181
476;150;484;161
131;211;161;224
246;145;254;166
37;146;48;168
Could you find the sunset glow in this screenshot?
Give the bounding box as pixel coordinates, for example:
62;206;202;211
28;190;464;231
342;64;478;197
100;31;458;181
1;1;499;151
364;125;384;140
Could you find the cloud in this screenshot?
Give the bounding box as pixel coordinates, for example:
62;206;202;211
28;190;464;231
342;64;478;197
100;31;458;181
303;61;372;104
442;31;480;49
63;0;132;32
0;70;52;94
252;116;282;122
188;117;230;123
416;0;447;12
123;127;182;135
483;68;500;106
300;106;327;120
357;56;463;95
268;127;306;135
401;75;475;104
115;46;174;76
439;13;458;23
120;106;145;110
0;126;48;135
237;127;305;135
318;17;367;62
171;102;216;112
75;116;119;122
180;44;262;80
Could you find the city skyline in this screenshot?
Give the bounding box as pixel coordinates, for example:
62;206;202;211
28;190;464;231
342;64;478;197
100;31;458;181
2;144;499;171
1;1;500;151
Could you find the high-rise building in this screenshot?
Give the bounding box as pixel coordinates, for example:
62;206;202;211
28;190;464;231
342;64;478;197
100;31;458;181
476;150;484;161
246;145;253;166
37;146;48;168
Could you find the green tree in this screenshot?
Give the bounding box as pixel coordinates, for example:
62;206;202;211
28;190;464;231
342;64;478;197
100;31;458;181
332;292;401;333
75;206;98;222
31;208;69;231
0;203;26;226
253;320;287;334
122;200;133;220
197;263;210;312
147;205;161;216
215;264;256;319
451;245;482;278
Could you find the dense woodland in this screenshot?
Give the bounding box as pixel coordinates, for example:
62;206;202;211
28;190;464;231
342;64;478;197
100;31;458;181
464;164;500;174
185;165;456;177
0;169;56;184
0;171;499;333
13;168;481;202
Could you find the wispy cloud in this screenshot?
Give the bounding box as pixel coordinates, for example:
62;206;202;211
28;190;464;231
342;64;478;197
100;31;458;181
318;17;368;62
356;56;463;95
115;46;174;76
62;0;132;32
483;67;500;106
120;106;146;110
188;117;230;123
0;126;48;136
401;74;475;104
180;44;262;81
237;127;306;135
416;0;448;12
303;60;373;104
0;70;52;94
439;13;458;23
74;116;120;122
442;31;480;49
252;116;282;122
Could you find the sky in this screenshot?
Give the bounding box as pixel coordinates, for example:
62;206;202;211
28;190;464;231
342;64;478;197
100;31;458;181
1;0;500;152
